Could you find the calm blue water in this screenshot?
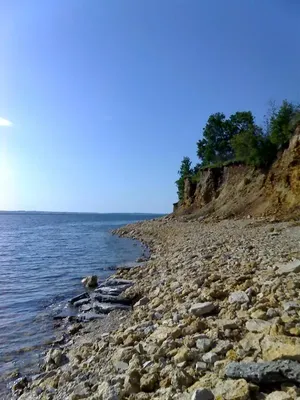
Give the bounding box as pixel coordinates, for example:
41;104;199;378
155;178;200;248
0;212;160;387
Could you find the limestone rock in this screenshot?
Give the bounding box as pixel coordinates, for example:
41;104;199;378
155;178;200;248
190;302;216;316
213;379;250;400
261;335;300;361
203;352;219;364
265;392;293;400
276;260;300;276
229;292;249;304
174;347;191;363
245;319;271;333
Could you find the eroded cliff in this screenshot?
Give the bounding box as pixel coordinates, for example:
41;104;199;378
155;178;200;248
174;127;300;218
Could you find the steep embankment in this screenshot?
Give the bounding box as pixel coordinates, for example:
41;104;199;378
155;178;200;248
174;127;300;219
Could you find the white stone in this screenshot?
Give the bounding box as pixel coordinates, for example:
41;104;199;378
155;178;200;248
228;291;249;304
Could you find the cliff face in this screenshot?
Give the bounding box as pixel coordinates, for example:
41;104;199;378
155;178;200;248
174;127;300;218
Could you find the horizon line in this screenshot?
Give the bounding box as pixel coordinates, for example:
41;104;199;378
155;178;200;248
0;210;167;215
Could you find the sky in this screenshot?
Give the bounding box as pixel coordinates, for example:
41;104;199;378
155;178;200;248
0;0;299;213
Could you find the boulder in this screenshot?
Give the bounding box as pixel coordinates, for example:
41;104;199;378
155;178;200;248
225;360;300;384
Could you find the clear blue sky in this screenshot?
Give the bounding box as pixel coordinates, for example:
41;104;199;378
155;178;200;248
0;0;299;213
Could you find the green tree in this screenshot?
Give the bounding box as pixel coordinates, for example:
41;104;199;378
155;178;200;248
197;113;230;165
231;126;277;167
229;111;255;135
269;100;299;149
175;157;192;201
197;111;256;166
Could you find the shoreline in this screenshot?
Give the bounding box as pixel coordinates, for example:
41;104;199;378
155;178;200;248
14;216;300;399
2;230;150;400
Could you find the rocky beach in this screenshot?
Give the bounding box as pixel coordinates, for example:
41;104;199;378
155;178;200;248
12;214;300;400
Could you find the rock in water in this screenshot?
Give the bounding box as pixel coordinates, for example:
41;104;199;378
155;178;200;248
225;360;300;384
81;275;98;288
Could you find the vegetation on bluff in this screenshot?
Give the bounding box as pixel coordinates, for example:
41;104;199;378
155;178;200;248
176;100;300;200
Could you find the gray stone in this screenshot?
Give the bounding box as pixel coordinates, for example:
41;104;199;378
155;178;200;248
73;298;91;308
228;291;249;304
93;301;130;314
283;301;300;311
196;338;214;353
214;340;232;355
190;302;216;316
225;360;300;384
103;278;134;287
134;296;149;307
276;259;300;275
202;352;219;364
93;293;132;305
69;292;89;305
191;388;214;400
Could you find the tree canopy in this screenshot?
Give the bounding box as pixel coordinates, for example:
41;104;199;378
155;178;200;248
176;99;300;200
